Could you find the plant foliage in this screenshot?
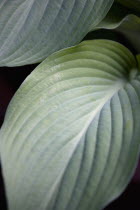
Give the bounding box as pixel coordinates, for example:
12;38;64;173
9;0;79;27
1;40;140;210
0;1;140;210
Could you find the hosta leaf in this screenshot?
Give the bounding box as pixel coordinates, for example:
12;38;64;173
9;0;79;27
0;40;140;210
93;3;140;53
0;0;113;67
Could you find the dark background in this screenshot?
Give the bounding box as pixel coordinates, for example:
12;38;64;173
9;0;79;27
0;63;140;210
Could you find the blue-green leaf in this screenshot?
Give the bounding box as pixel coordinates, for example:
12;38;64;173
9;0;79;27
0;40;140;210
0;0;113;67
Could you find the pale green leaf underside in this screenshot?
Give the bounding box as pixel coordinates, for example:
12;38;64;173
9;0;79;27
93;3;140;53
0;0;113;67
0;40;140;210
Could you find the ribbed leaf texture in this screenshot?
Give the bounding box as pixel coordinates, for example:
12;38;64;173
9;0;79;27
0;40;140;210
0;0;113;66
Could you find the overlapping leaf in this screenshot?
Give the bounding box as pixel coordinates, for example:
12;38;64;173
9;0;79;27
0;40;140;210
0;0;113;67
92;3;140;53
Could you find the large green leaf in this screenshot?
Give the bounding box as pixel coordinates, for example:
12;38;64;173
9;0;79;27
0;0;113;67
92;3;140;53
0;40;140;210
